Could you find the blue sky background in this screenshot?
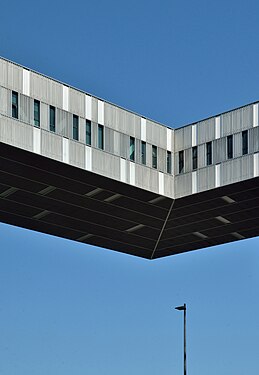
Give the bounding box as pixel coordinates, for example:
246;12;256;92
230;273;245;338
0;0;259;374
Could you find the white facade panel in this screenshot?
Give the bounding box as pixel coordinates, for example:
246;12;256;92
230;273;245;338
22;69;30;96
254;153;259;177
129;162;136;186
253;104;258;127
192;171;197;194
85;145;92;171
98;100;104;125
141;118;146;141
215;164;221;187
192;125;197;147
62;138;69;163
215;117;220;139
120;158;126;183
159;172;165;195
85;95;92;120
63;86;69;111
33;127;41;154
167;128;173;151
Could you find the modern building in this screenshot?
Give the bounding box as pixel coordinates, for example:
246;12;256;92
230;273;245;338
0;56;259;259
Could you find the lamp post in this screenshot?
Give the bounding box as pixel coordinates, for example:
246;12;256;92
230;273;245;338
175;303;187;375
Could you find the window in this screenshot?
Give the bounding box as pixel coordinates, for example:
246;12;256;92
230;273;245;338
34;100;40;127
179;150;184;173
206;141;212;165
227;135;233;159
86;120;91;146
242;130;248;155
167;151;172;174
98;124;104;150
49;106;56;132
192;146;198;170
141;141;146;165
130;137;135;161
12;91;18;119
152;145;157;169
73;114;79;141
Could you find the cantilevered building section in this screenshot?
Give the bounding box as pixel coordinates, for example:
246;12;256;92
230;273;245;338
0;56;259;259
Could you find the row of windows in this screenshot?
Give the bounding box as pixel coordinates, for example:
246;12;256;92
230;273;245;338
11;91;172;174
178;130;249;173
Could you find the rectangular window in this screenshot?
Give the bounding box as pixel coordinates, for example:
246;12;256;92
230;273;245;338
242;130;248;155
49;106;56;132
34;100;40;127
141;141;146;165
227;135;233;159
130;137;135;161
179;150;184;173
152;145;157;169
167;151;172;174
73;114;79;141
192;146;198;170
206;141;212;166
98;124;104;150
86;120;91;146
12;91;18;119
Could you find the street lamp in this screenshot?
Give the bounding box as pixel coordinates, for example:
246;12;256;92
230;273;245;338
175;303;187;375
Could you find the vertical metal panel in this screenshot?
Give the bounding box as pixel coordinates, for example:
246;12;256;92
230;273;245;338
233;132;242;158
198;144;205;169
242;105;253;129
91;97;98;123
159;172;164;195
7;62;23;93
41;130;62;161
85;95;92;120
56;109;71;138
92;122;98;148
167;128;173;151
40;102;48;131
22;69;30;96
19;94;31;124
92;149;119;179
197;118;215;144
174;173;192;198
62;138;69;163
0;86;9;116
69;140;85;169
98;100;104;125
69;88;85;117
146;120;166;149
254;153;259;177
30;72;63;108
104;102;116;129
250;127;259;153
85;146;92;171
146;143;152;168
164;174;174;198
184;148;192;173
0;116;33;151
129;162;136;186
135;164;159;194
174;126;192;152
0;59;8;87
192;171;197;194
221;112;232;136
197;166;215;192
113;130;120;156
79;117;86;144
135;139;141;164
215;164;221;187
33;127;41;154
241;154;253;180
158;147;166;172
141;118;146;141
120;158;127;182
215;116;220;139
213;138;226;164
105;127;114;154
192;125;197;146
253;103;258;127
63;85;69;111
120;133;128;159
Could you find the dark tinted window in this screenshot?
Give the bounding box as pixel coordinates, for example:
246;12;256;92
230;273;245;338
34;100;40;127
141;141;146;165
49;106;56;132
98;124;104;149
86;120;91;146
242;130;248;155
206;141;212;165
227;135;233;159
130;137;135;161
73;114;79;141
179;150;184;173
167;151;172;174
192;146;197;170
152;145;157;169
12;91;18;119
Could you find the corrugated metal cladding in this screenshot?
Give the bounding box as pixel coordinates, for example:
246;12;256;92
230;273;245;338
1;56;259;201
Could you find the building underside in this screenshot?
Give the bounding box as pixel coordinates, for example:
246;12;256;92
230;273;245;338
1;141;258;259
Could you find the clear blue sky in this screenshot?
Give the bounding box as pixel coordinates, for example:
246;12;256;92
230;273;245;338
0;1;259;374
